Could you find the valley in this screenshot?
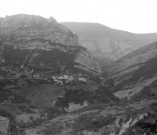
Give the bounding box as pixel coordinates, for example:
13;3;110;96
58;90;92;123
0;14;157;135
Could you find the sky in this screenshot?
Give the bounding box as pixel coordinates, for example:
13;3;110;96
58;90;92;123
0;0;157;33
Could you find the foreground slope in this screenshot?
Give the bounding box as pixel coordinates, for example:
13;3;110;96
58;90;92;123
24;99;157;135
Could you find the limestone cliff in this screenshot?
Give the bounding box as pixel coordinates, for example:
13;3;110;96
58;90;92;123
0;14;101;74
0;14;79;46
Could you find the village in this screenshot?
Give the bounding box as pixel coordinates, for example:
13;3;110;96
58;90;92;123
0;65;87;85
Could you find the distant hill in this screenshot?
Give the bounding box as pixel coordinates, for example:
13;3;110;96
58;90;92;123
62;22;157;63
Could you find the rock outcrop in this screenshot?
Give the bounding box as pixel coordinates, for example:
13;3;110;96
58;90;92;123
0;14;101;74
75;51;101;73
0;14;79;46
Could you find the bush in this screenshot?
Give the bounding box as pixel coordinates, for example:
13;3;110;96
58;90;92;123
73;113;116;132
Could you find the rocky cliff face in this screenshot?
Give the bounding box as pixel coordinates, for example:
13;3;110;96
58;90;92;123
0;14;79;46
62;22;157;63
0;14;101;74
75;51;101;72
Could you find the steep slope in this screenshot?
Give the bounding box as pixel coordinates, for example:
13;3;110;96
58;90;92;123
0;14;101;73
0;15;79;46
105;42;157;99
62;22;157;62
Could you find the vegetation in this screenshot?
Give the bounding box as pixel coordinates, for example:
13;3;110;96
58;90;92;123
73;113;116;132
46;108;64;119
114;56;157;90
13;94;30;104
54;85;119;112
33;49;76;69
130;55;157;83
133;111;157;134
0;89;11;103
43;122;64;135
54;88;93;111
2;45;29;66
0;110;18;135
94;86;119;103
0;79;11;88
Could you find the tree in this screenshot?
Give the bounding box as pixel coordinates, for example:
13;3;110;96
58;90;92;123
29;116;34;121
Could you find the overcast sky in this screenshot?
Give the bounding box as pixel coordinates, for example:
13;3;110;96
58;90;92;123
0;0;157;33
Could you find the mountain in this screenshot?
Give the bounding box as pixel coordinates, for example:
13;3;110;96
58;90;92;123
0;14;121;135
62;22;157;63
0;14;101;73
0;15;79;46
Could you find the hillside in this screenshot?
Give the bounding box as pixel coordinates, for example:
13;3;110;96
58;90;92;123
105;42;157;100
62;22;157;63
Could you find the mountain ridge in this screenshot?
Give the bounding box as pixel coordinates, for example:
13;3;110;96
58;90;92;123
62;22;157;62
